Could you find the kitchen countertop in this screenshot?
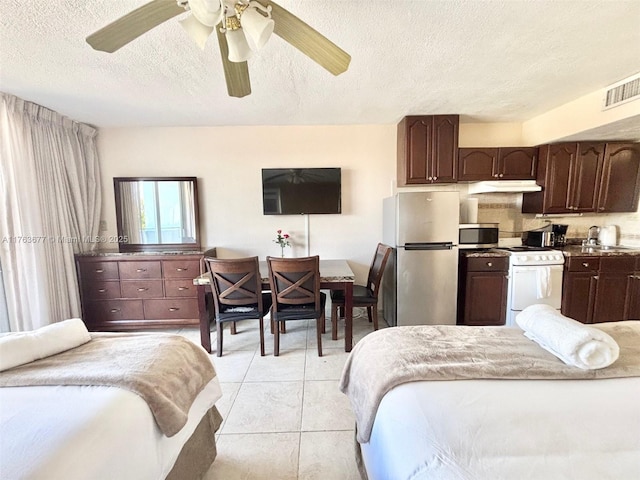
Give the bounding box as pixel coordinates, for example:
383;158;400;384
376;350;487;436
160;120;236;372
460;250;509;258
559;245;640;257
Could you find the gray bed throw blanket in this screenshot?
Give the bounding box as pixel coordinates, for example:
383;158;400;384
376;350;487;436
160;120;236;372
339;321;640;443
0;333;215;437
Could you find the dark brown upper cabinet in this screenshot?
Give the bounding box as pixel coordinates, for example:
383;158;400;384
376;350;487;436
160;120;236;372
522;142;605;214
397;115;459;186
458;147;537;181
596;143;640;213
523;142;639;214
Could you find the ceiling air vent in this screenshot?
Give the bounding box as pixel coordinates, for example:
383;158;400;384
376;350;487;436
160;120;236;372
603;72;640;110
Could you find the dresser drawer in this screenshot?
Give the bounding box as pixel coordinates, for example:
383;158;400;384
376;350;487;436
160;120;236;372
119;261;162;280
466;256;508;272
120;280;164;299
85;299;144;323
162;259;201;279
84;280;121;300
164;279;197;298
143;298;199;319
80;261;119;281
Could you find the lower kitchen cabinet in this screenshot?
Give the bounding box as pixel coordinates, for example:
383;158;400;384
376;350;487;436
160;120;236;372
562;257;599;324
457;255;508;326
626;256;640;320
76;252;203;330
562;255;639;323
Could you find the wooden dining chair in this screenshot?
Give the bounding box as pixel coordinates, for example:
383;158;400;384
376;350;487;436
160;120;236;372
330;243;392;340
267;256;326;357
204;256;271;357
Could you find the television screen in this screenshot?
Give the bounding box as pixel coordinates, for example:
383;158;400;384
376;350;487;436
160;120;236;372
262;168;342;215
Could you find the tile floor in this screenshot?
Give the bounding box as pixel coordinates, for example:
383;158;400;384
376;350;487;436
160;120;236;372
175;310;386;480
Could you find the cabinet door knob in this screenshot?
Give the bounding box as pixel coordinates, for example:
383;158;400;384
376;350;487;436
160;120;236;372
433;176;437;180
487;262;493;267
498;173;504;178
493;174;499;178
593;276;599;280
428;176;433;181
168;307;179;312
582;262;589;268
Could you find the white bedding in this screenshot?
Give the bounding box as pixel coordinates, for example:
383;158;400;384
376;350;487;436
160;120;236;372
0;371;222;480
361;377;640;480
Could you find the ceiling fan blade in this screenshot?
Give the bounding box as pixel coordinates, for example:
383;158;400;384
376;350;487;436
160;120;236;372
86;0;186;53
216;27;252;98
268;1;351;76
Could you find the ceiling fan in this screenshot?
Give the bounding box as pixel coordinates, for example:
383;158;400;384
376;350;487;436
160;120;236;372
86;0;351;98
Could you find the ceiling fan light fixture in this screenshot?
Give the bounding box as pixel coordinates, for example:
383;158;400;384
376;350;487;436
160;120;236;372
188;0;224;27
225;21;253;62
238;1;274;51
179;14;214;49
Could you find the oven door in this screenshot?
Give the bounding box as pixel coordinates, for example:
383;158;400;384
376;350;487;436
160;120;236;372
508;265;564;311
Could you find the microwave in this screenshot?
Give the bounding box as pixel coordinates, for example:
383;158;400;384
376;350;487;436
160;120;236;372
459;223;499;249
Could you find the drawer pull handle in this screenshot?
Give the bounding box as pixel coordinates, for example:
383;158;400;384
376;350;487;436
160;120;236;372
176;268;188;272
95;269;104;273
582;262;589;268
168;307;180;312
178;287;188;291
97;288;107;293
110;308;120;313
487;262;493;267
137;287;148;292
136;268;146;272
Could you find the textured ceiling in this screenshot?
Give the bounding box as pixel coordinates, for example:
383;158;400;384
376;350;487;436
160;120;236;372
1;0;639;131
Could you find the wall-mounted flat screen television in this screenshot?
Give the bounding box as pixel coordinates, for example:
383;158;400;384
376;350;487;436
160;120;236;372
262;168;342;215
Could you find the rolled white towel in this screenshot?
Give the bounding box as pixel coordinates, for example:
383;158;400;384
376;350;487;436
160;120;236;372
515;304;619;370
0;318;91;372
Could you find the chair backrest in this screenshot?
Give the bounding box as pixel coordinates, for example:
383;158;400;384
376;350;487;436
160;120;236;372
267;256;321;310
204;256;262;315
366;243;393;298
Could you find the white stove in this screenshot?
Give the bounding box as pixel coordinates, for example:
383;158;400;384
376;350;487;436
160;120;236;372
499;247;565;266
496;247;565;326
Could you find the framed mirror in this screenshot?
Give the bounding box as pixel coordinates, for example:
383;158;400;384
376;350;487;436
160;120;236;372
114;177;201;252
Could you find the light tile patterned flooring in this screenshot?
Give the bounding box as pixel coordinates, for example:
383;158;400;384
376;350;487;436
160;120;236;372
174;310;387;480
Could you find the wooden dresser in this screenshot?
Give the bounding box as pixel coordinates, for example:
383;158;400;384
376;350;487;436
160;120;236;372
75;252;203;330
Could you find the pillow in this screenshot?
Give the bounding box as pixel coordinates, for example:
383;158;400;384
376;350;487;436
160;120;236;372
0;318;91;372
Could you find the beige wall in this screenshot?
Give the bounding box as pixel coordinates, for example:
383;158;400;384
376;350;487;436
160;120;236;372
97;125;396;282
97;121;640;283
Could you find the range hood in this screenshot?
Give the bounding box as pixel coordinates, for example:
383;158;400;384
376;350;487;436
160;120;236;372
467;180;542;194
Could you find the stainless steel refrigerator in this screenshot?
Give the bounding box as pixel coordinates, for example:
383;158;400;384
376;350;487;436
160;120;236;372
382;191;460;326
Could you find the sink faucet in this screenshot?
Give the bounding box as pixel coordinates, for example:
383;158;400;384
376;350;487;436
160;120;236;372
586;226;600;246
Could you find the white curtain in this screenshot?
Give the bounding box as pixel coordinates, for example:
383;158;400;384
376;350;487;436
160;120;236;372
120;181;143;244
0;93;101;331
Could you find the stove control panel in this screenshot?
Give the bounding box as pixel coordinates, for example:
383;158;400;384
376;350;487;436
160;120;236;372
510;252;565;265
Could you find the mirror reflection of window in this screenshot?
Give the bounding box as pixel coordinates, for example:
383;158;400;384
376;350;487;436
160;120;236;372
115;177;199;250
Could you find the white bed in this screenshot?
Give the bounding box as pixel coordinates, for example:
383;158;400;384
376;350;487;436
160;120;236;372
0;328;223;480
0;375;222;480
361;377;640;480
340;321;640;480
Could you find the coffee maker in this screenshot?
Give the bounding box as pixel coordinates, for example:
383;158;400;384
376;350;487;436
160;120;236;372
551;224;568;247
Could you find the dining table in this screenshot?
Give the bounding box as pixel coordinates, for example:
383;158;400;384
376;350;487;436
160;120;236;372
193;259;355;354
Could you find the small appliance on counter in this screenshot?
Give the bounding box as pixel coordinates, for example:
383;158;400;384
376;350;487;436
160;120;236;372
551;224;568;247
459;223;499;249
522;227;554;247
598;225;618;247
522;224;568;248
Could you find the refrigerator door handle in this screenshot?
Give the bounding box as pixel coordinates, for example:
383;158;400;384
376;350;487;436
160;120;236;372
404;242;455;251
